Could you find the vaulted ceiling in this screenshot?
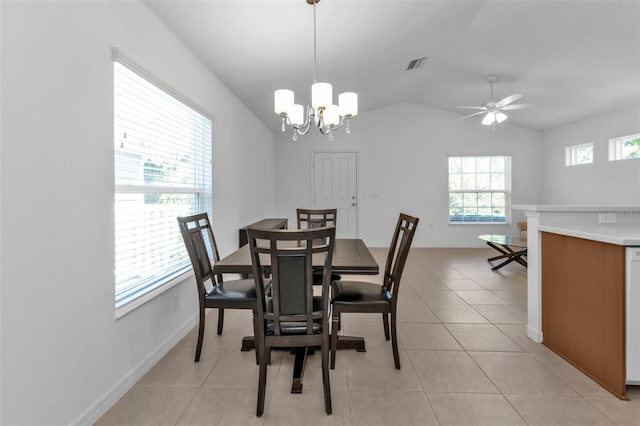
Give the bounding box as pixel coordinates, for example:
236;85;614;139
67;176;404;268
145;0;640;134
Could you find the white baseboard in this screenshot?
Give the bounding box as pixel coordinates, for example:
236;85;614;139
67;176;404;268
527;325;543;343
368;243;487;249
72;314;198;426
411;242;487;248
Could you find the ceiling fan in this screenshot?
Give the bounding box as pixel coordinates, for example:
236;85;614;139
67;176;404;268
457;75;530;126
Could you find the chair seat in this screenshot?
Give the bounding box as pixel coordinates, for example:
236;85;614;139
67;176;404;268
331;280;392;306
205;278;257;302
330;213;419;372
266;321;322;335
265;295;324;335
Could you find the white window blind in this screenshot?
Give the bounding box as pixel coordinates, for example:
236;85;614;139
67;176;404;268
113;58;212;308
448;156;511;224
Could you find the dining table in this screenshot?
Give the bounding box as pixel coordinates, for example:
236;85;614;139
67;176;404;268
213;237;380;393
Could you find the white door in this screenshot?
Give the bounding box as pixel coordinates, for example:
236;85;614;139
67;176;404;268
312;152;357;238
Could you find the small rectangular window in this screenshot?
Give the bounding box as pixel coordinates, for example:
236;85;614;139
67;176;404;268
448;156;511;224
113;58;212;309
609;133;640;161
565;143;593;166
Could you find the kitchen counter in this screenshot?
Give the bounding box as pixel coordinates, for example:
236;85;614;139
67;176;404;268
513;204;640;213
537;224;640;246
513;204;640;400
512;204;640;346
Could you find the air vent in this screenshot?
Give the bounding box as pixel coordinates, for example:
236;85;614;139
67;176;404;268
406;57;426;71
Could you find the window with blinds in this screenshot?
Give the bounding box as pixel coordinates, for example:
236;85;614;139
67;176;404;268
114;59;212;308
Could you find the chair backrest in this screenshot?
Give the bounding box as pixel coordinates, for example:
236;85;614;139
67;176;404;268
177;213;221;299
383;213;419;302
247;226;336;336
296;208;337;230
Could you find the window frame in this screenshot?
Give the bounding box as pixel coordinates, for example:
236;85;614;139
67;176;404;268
448;155;512;225
565;142;594;166
112;47;214;317
608;133;640;161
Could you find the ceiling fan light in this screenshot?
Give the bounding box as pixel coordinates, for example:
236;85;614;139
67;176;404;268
312;82;333;110
496;111;508;123
338;92;358;117
482;111;496;126
274;89;294;115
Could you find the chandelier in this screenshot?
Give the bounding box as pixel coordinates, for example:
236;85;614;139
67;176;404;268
274;0;358;141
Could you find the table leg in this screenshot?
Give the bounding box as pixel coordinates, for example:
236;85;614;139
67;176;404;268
486;241;510;258
243;335;366;352
241;334;365;394
336;335;366;352
485;242;527;270
291;347;308;393
491;249;527;269
241;336;255;351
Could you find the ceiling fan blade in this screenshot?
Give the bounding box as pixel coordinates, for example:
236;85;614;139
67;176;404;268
500;103;531;110
455;111;486;121
457;106;487;110
495;93;523;107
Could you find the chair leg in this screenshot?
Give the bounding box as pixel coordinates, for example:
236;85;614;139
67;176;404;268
330;309;339;369
217;308;224;335
382;312;390;340
391;310;400;369
256;339;268;417
195;307;205;362
252;310;261;365
321;328;332;415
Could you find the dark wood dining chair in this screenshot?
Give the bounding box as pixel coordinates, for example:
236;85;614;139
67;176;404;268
247;226;335;417
177;213;259;363
296;208;341;284
330;213;419;370
296;208;337;229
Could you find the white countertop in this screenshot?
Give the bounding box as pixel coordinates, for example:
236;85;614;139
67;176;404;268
538;224;640;246
513;204;640;212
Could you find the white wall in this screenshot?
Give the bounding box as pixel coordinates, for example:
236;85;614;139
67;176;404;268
540;104;640;204
275;103;543;247
0;2;276;425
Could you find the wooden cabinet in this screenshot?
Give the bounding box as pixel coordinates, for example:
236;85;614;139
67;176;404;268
238;218;288;248
541;231;627;399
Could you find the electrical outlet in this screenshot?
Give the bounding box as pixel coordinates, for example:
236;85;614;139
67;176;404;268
598;213;617;224
172;294;179;312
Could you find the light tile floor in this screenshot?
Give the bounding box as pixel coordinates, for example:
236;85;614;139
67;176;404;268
96;248;640;426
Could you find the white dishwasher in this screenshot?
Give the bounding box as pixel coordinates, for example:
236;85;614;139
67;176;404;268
627;247;640;384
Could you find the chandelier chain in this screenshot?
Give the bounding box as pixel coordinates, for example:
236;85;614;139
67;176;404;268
313;0;317;84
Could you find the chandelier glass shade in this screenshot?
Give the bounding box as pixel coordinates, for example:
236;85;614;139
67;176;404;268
274;0;358;141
